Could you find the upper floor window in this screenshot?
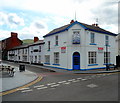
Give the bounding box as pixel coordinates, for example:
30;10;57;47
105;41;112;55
72;31;80;44
55;35;58;46
22;49;24;54
105;35;109;46
90;33;95;43
39;46;41;52
48;41;50;51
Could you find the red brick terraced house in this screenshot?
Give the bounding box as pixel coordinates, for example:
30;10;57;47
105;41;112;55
1;32;23;60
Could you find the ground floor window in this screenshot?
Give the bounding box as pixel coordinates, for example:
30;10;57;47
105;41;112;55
104;52;110;64
88;51;97;64
54;52;59;64
23;56;27;62
35;56;37;63
45;55;50;64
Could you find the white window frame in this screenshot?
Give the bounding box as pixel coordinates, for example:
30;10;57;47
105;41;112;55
90;32;95;43
105;35;109;45
88;51;97;64
54;52;59;64
55;35;58;46
45;55;50;64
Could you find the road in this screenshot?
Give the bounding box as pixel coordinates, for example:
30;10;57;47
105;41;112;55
2;62;119;102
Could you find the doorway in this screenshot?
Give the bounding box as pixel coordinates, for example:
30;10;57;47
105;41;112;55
73;52;80;70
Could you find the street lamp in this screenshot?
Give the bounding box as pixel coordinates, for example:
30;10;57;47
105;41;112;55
105;35;109;71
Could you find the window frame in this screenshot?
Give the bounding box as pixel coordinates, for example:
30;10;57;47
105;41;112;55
90;32;95;44
54;52;59;64
88;51;97;64
55;35;58;46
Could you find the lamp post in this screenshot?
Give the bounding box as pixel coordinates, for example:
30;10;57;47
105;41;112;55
105;35;109;71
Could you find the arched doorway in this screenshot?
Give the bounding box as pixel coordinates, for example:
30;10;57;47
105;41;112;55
73;52;80;70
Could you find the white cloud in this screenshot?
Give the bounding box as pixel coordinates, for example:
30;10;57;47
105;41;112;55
0;12;25;28
17;19;48;40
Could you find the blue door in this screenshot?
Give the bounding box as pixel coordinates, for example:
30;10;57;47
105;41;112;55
73;52;80;70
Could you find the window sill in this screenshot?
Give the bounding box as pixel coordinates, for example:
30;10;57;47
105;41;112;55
88;64;98;66
89;43;97;45
52;64;60;66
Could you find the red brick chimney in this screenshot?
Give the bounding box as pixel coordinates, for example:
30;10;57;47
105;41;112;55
70;20;74;24
34;37;39;42
11;32;18;38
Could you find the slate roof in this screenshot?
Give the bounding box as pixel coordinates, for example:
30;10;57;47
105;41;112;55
9;40;44;50
43;21;117;37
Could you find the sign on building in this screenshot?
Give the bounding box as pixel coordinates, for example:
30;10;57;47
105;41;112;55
72;31;80;44
98;47;104;53
61;47;66;53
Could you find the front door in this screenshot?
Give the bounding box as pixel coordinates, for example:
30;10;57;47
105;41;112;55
73;52;80;70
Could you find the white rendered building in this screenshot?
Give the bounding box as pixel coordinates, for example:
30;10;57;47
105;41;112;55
29;40;44;64
43;20;117;70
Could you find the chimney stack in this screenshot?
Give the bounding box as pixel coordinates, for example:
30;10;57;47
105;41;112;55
11;32;18;38
92;24;99;27
34;37;39;42
70;20;74;24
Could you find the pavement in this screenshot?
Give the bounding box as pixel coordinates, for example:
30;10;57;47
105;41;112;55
0;63;38;93
0;61;120;94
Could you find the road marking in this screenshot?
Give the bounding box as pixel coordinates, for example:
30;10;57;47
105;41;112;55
81;79;87;81
68;79;76;81
50;84;60;87
63;82;71;84
87;84;98;88
21;89;33;93
47;83;56;86
77;78;82;79
58;81;66;83
37;87;48;90
17;87;30;91
34;85;45;88
72;80;80;82
0;76;43;96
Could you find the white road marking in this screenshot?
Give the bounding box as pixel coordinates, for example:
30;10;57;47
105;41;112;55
50;84;60;87
68;79;76;82
37;87;48;90
87;84;98;88
21;89;33;93
63;82;71;84
72;80;80;82
34;85;45;88
77;78;82;80
17;87;30;91
81;79;87;81
47;83;56;86
58;81;66;83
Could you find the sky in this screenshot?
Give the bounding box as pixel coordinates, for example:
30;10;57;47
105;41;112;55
0;0;119;40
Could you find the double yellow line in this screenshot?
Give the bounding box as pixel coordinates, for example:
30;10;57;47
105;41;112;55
0;76;43;96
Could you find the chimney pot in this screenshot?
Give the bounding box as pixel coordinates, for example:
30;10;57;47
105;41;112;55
70;20;74;24
34;37;39;42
